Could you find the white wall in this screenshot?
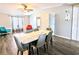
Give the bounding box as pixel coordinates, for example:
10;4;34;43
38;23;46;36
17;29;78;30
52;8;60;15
40;12;49;30
29;10;49;30
0;12;30;31
29;13;37;29
50;5;72;39
29;5;72;39
39;5;72;39
0;13;11;29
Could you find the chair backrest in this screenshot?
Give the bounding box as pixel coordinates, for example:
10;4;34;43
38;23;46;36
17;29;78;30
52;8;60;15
14;36;23;51
46;31;53;42
36;34;46;47
34;28;39;31
46;28;52;31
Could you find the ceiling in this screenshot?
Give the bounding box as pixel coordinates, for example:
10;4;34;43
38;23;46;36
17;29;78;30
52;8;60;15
0;3;64;16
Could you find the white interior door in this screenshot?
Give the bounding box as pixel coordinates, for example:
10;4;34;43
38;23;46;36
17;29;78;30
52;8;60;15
76;13;79;41
49;13;55;35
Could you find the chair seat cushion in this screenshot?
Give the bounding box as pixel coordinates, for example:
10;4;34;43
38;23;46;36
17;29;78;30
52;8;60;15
21;43;29;50
31;40;38;46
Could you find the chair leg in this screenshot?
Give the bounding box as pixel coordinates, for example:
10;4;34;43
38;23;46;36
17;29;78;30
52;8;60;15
50;37;52;46
44;44;46;52
31;47;34;54
47;42;48;50
28;43;31;55
37;48;39;55
46;42;49;53
17;49;19;55
20;51;23;55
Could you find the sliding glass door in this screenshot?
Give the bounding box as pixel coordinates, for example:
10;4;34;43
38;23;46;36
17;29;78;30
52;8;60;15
72;6;79;41
11;16;23;33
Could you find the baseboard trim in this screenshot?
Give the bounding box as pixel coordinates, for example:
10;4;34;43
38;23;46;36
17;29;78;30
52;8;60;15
54;34;71;40
54;34;79;43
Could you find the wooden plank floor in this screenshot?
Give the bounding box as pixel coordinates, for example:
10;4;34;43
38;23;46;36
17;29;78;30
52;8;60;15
0;35;79;55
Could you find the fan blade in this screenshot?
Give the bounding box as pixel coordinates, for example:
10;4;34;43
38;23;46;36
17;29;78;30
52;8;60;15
26;9;33;12
21;4;27;9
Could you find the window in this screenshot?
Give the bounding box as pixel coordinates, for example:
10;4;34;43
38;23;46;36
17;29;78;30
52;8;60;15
11;16;24;33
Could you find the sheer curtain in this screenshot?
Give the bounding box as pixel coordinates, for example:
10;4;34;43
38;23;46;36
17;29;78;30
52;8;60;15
72;6;79;41
11;16;24;33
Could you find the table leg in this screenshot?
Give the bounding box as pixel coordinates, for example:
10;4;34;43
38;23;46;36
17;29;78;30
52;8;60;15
50;37;52;46
28;43;31;55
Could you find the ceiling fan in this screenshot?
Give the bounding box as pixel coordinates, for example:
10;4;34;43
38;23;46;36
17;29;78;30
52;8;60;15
18;4;33;12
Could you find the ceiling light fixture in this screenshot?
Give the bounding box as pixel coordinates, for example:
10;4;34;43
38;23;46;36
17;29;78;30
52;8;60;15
17;4;33;13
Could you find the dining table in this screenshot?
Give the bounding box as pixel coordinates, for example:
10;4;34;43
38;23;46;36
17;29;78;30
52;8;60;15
13;29;51;54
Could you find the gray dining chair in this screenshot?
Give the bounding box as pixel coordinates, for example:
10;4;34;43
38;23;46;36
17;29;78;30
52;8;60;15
46;28;52;31
14;36;29;55
33;28;39;31
45;31;53;50
31;34;46;54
